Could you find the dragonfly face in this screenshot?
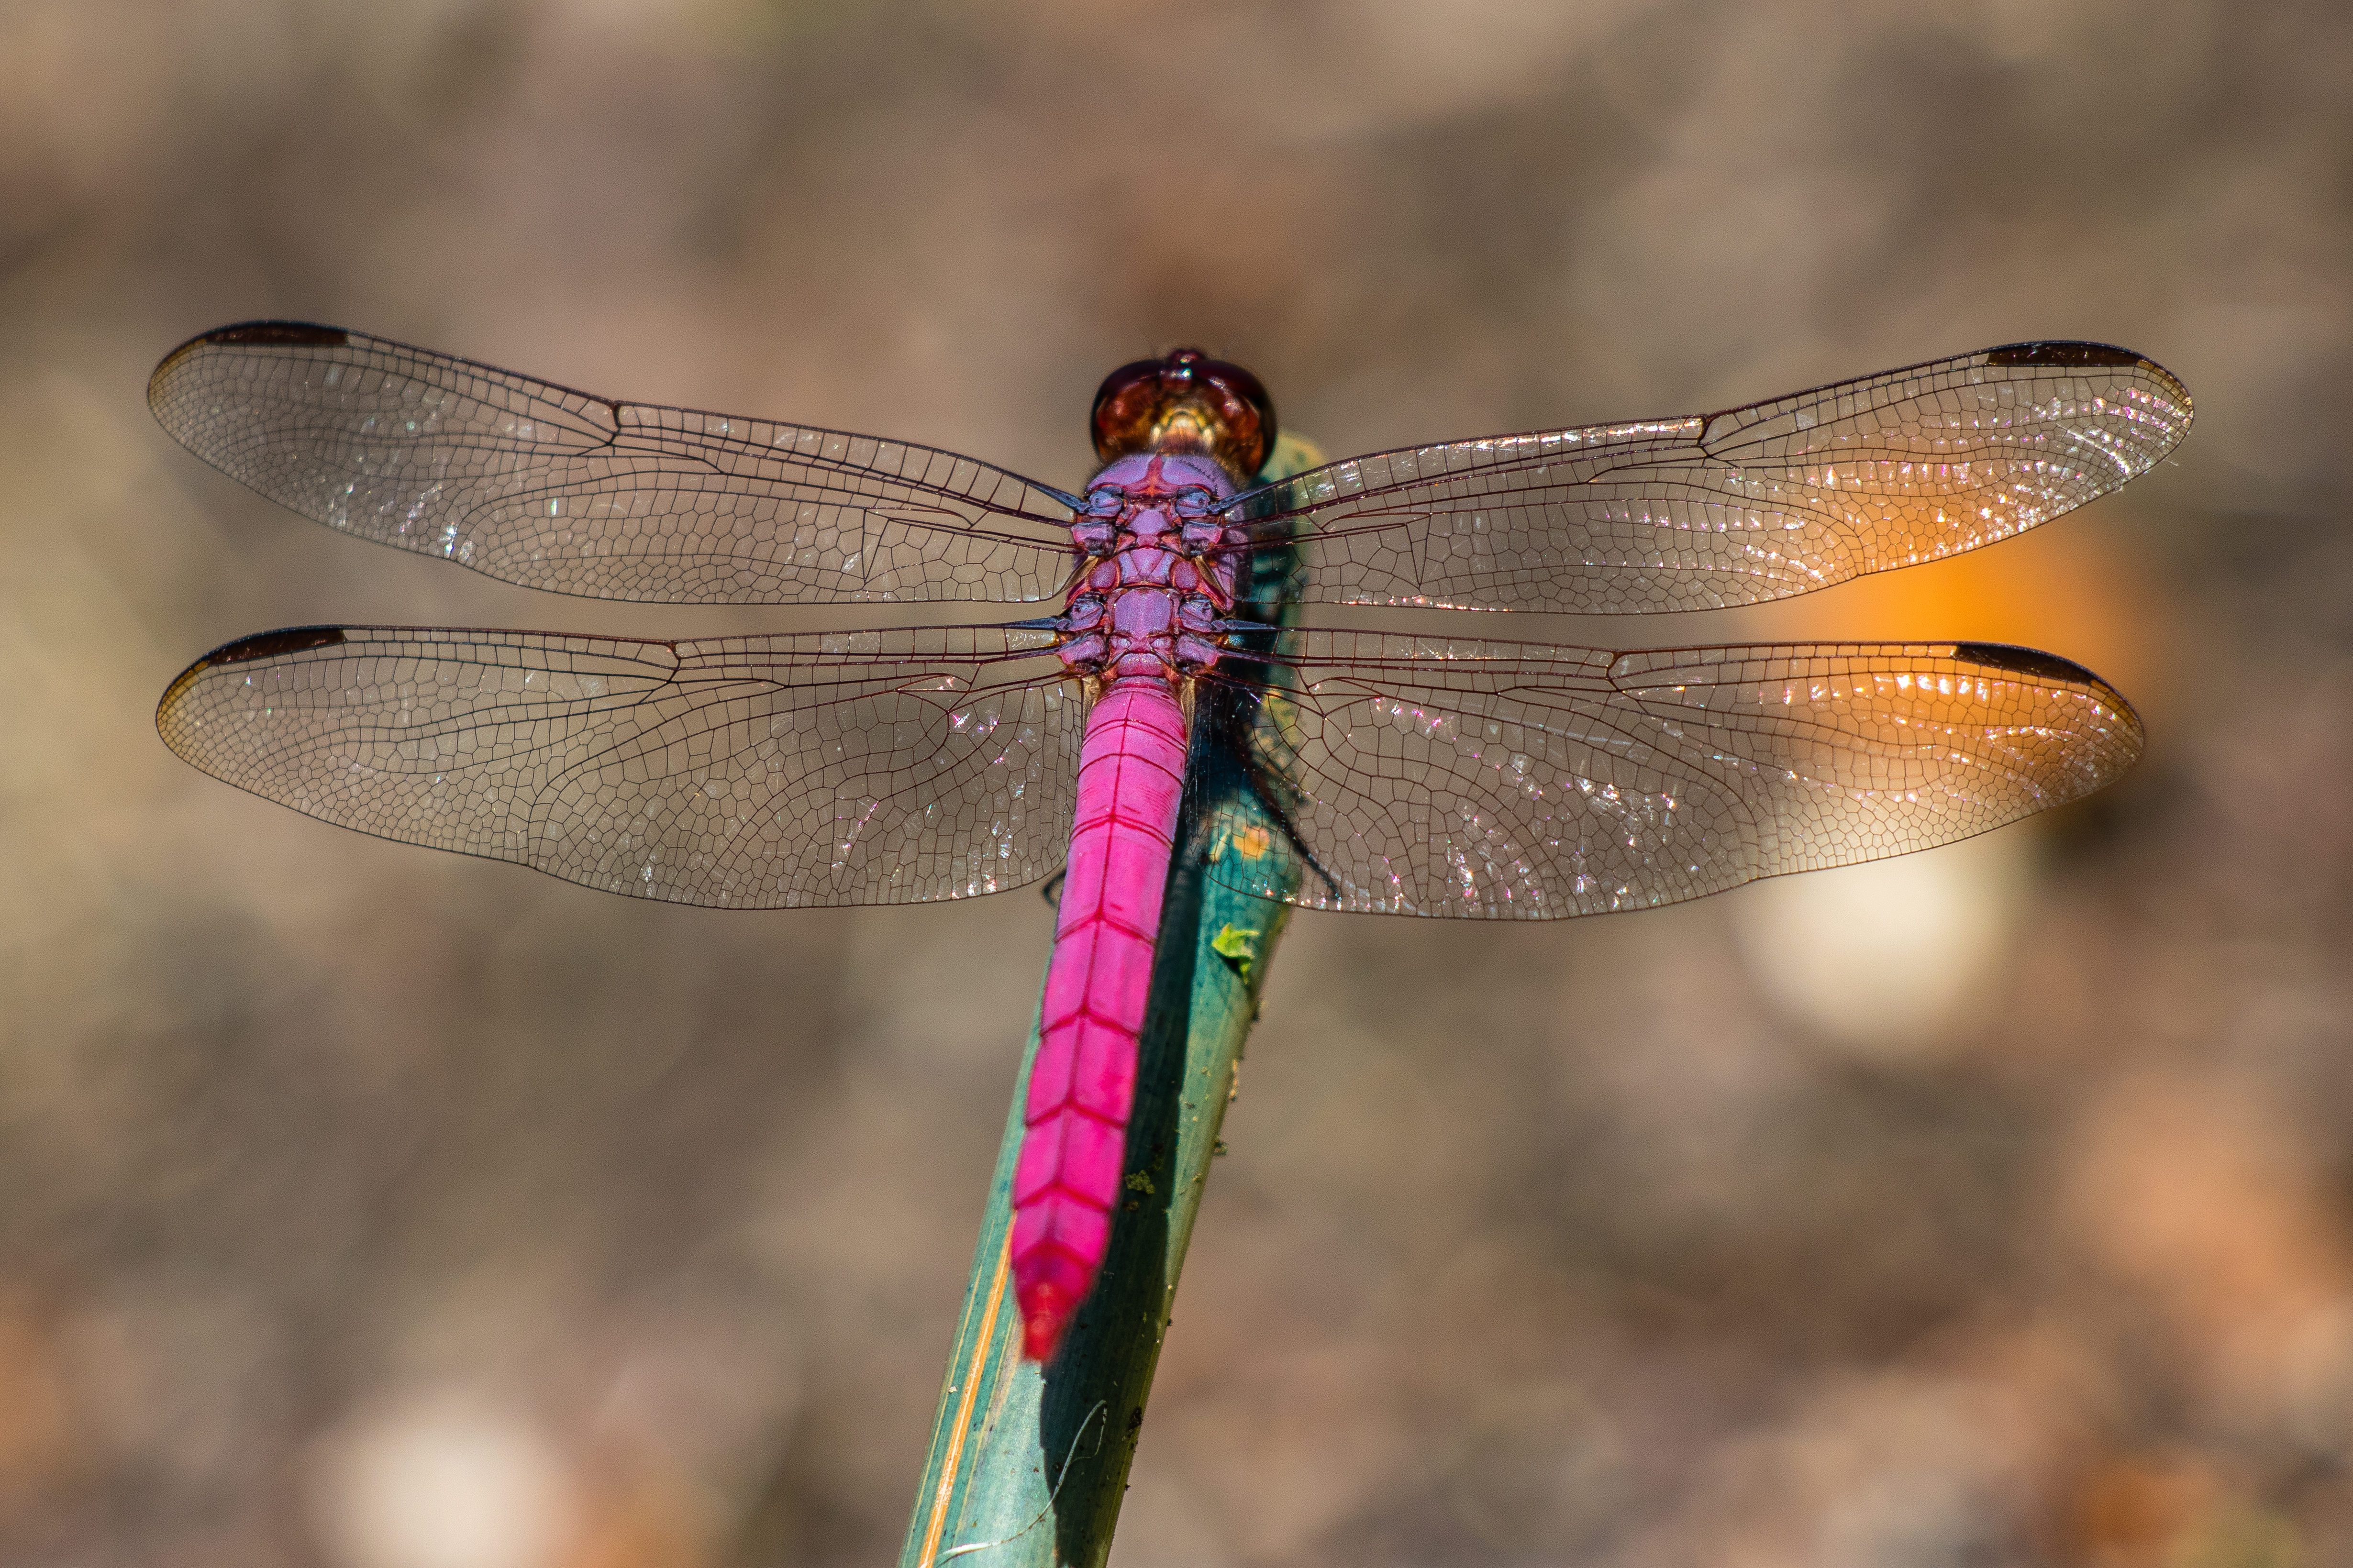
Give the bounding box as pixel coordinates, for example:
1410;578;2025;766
1089;346;1276;481
1057;450;1245;685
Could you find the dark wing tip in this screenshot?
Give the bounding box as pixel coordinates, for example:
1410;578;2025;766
195;320;351;349
1981;341;2146;369
151;321;353;404
1948;640;2143;730
211;624;349;664
157;659;212;728
1945;639;2096;684
158;625;349;725
1978;341;2192;422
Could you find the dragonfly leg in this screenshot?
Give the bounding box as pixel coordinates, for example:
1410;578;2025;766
1239;753;1342;901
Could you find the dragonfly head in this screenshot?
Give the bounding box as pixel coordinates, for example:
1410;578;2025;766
1090;347;1276;484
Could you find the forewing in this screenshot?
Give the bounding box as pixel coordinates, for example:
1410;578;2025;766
1237;343;2191;612
156;624;1080;907
149;322;1078;604
1199;633;2142;917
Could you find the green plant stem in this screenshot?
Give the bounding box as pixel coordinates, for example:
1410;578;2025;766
898;823;1291;1568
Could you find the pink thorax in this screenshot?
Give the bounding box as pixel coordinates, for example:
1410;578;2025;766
1056;452;1245;685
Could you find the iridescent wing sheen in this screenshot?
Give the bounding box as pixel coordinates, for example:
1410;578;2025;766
1231;343;2190;612
148;323;1079;604
155;624;1079;908
1194;634;2141;917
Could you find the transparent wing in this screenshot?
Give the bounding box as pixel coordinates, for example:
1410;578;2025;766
155;624;1080;907
1232;343;2191;612
149;322;1079;604
1196;633;2142;917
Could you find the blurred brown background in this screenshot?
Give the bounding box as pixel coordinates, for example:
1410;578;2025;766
4;2;2350;1564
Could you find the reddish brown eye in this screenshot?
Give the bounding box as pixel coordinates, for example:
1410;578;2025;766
1089;348;1276;482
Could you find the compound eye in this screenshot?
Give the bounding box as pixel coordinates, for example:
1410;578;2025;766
1089;350;1276;480
1083;489;1125;517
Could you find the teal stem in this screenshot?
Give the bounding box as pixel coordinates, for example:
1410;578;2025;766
897;806;1291;1568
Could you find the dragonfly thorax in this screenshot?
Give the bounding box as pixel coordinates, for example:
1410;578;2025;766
1055;451;1243;687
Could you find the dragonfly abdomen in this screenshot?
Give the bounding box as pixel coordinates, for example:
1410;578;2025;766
1007;387;1262;1359
1010;681;1190;1361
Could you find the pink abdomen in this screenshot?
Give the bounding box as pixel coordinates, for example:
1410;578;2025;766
1011;680;1190;1361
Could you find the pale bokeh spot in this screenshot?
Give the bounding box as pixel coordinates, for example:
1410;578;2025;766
1731;828;2033;1058
309;1391;577;1568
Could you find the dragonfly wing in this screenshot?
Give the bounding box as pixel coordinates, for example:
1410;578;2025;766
1196;633;2142;917
149;322;1078;604
1237;343;2191;612
156;624;1080;907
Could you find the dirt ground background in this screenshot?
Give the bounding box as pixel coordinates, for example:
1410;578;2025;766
5;2;2351;1564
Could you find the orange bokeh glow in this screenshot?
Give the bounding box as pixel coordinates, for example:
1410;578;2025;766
1743;510;2164;715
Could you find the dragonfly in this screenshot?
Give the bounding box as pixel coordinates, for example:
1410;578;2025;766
149;323;2190;1360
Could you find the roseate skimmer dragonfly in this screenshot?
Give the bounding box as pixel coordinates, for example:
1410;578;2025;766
149;325;2189;1359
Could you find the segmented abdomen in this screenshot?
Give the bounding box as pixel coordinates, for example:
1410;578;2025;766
1010;680;1189;1361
